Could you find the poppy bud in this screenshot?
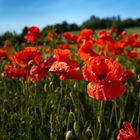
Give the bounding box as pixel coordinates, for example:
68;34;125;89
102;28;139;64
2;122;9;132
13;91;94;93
65;130;73;140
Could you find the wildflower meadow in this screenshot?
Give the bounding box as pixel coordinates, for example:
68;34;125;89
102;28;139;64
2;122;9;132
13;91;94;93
0;26;140;140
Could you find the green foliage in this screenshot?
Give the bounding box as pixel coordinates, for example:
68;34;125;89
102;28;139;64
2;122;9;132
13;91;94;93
0;73;140;139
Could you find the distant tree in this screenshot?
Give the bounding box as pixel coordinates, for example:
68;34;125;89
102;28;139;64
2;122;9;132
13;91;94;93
61;21;70;31
69;23;79;31
134;18;140;26
122;18;135;28
16;26;28;43
0;31;18;46
117;15;121;21
21;27;28;37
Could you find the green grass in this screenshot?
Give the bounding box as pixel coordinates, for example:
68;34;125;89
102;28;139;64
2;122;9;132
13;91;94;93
125;27;140;34
1;77;139;140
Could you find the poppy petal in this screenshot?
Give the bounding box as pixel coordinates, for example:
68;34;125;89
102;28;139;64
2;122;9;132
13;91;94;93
87;80;126;100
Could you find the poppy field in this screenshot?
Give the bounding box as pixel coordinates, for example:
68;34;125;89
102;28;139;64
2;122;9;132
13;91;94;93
0;27;140;140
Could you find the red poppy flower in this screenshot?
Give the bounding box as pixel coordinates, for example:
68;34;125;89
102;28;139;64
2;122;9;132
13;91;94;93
131;42;140;48
58;44;70;49
54;49;70;61
70;34;78;42
82;56;126;100
28;64;46;83
77;28;93;42
109;28;117;33
49;60;83;81
123;69;133;80
127;34;139;44
107;42;125;56
9;47;42;68
41;57;56;72
98;30;111;40
51;47;83;80
24;35;36;44
126;50;138;59
28;57;56;83
78;40;97;61
125;34;140;48
24;26;40;44
28;26;40;36
63;32;72;41
96;38;106;47
119;31;127;39
63;32;78;43
50;49;82;81
96;30;114;47
4;65;26;79
117;121;140;140
0;49;8;60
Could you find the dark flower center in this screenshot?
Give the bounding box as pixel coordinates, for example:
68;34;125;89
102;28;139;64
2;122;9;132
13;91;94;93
116;47;123;52
98;74;106;80
85;49;91;53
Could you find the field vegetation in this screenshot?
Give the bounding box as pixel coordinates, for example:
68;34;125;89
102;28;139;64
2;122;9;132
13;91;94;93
0;26;140;140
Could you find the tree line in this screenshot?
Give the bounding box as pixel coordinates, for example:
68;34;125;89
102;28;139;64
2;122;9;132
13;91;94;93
0;15;140;46
42;15;140;33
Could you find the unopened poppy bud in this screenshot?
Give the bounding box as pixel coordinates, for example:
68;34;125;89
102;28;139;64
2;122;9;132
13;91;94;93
65;130;73;140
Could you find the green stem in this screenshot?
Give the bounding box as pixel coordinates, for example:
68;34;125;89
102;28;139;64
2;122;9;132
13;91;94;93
97;101;103;140
57;81;63;115
130;92;140;124
113;100;118;126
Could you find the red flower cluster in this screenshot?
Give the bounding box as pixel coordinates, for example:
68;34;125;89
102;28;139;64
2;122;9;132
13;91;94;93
2;26;139;101
4;47;55;83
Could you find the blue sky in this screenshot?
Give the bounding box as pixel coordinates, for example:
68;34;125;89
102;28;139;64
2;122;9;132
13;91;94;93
0;0;140;34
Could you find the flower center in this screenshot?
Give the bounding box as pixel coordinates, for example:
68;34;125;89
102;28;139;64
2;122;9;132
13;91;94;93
98;74;106;80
